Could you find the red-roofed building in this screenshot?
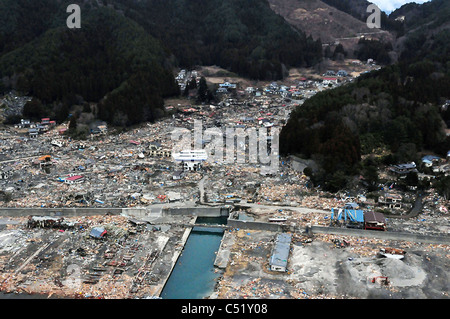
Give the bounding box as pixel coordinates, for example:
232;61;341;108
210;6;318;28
323;77;338;85
64;175;84;184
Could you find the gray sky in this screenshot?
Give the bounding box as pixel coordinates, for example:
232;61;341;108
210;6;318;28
370;0;431;13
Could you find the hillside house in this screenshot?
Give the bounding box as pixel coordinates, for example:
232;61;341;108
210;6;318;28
422;155;441;167
216;87;228;94
389;162;418;175
323;70;336;76
219;82;237;89
15;119;31;128
28;128;39;138
323;77;338;85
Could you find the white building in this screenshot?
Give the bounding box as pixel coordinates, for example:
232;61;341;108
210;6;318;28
172;150;207;171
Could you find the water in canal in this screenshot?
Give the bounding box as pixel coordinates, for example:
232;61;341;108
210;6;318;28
160;216;226;299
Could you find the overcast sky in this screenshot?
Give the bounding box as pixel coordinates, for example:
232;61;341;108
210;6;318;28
370;0;431;13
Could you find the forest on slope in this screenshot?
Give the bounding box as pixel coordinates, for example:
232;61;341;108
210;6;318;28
280;0;450;192
113;0;323;80
0;0;323;129
0;0;179;127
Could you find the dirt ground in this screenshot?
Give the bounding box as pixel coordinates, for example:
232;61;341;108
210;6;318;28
216;229;450;299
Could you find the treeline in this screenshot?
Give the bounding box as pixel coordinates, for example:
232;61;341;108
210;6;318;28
354;38;393;64
114;0;323;80
0;0;62;55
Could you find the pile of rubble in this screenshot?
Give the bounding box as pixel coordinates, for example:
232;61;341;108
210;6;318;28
0;214;190;298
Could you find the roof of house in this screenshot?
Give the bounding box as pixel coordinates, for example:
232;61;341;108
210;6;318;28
364;211;386;224
38;155;51;161
422;155;441;162
66;175;84;181
393;163;416;169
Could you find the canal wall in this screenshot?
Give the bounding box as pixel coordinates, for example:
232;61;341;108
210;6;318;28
309;225;450;245
2;207;447;245
214;230;234;269
157;216;197;297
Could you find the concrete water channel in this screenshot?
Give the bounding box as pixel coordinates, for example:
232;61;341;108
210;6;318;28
160;216;228;299
1;204;448;299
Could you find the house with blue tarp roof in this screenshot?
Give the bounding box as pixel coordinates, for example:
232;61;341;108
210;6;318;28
331;208;364;223
421;155;441;167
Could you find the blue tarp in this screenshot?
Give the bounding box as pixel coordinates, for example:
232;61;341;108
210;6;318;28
331;208;364;223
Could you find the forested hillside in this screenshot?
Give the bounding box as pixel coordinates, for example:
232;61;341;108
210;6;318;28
0;1;179;127
280;0;450;192
113;0;323;80
0;0;323;128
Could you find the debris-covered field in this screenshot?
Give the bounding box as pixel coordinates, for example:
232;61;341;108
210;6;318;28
0;215;193;299
215;229;450;299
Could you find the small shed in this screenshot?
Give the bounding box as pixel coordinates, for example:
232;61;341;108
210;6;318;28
65;175;84;184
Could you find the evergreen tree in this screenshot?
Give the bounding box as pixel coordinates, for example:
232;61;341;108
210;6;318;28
196;77;209;103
